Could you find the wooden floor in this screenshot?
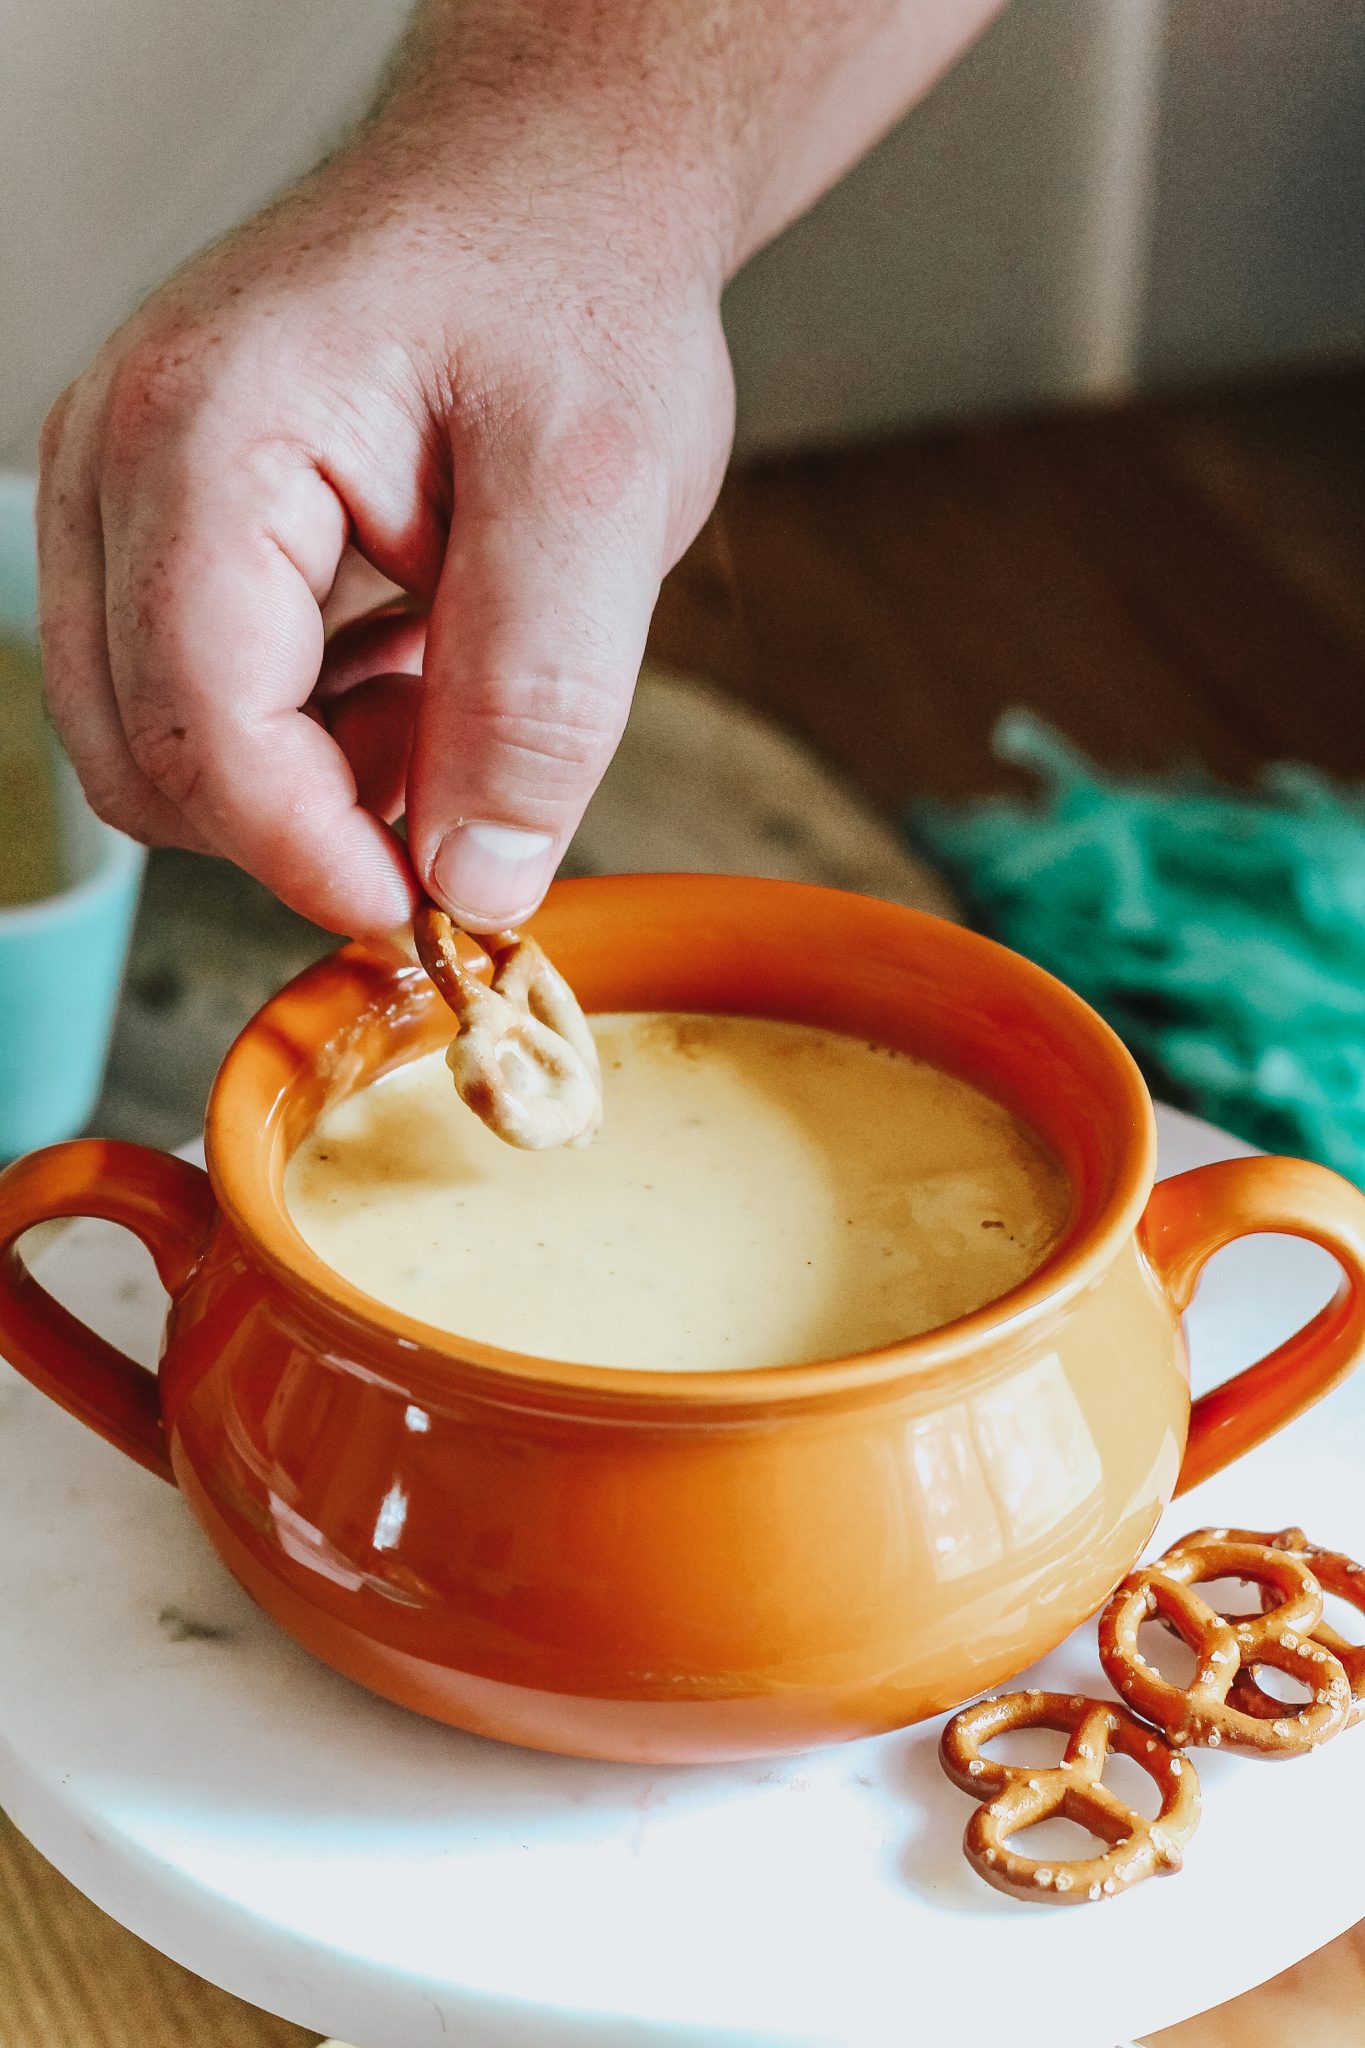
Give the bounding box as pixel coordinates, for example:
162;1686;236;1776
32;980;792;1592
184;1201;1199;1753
0;1818;318;2048
5;362;1364;2044
652;363;1365;807
9;1804;1365;2048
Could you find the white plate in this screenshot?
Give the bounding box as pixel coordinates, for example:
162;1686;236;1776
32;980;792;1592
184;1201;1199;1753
0;1106;1358;2048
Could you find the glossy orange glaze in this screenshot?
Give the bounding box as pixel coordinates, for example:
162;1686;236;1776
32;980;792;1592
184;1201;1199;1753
2;877;1364;1762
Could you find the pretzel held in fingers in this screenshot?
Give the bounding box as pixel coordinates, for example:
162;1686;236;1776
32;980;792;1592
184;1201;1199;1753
414;906;602;1151
940;1690;1201;1904
1165;1527;1365;1731
1098;1539;1353;1756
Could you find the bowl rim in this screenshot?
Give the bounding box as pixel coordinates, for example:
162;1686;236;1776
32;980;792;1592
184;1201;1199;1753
204;873;1158;1412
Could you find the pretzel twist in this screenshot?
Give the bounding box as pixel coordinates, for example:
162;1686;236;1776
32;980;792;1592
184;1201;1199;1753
1098;1539;1353;1756
940;1690;1201;1904
413;906;602;1151
1163;1527;1365;1731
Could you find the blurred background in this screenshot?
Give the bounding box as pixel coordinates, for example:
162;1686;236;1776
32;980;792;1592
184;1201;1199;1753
4;0;1363;1174
4;0;1364;461
1;5;1364;2040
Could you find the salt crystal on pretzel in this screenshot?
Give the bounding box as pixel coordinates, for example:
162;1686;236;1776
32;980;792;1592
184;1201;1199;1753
413;905;602;1151
1098;1537;1352;1757
939;1690;1201;1905
1164;1526;1365;1730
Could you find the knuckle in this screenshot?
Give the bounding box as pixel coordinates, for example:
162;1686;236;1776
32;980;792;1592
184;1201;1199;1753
124;715;204;809
100;340;205;468
464;354;667;528
534;400;661;521
462;678;624;798
461;307;732;559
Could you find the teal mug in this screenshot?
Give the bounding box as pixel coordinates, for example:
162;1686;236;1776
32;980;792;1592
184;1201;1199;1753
0;473;144;1160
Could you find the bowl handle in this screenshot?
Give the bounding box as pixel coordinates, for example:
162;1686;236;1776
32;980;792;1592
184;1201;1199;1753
1140;1156;1365;1495
0;1141;218;1484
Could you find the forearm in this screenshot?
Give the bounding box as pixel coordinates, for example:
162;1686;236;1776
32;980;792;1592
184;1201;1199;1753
373;0;1005;282
40;0;1004;938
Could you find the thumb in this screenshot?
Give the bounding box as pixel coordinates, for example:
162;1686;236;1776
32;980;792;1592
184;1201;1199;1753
406;425;664;931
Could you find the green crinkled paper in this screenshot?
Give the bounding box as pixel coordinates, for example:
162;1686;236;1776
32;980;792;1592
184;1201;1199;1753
910;714;1365;1188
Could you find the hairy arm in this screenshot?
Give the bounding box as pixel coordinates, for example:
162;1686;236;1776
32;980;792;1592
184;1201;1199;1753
38;0;1001;934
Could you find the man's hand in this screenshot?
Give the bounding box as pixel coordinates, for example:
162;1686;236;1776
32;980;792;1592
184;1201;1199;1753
38;0;999;936
38;135;733;933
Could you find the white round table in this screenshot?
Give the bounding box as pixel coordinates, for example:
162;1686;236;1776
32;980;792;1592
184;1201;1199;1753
1;1106;1361;2048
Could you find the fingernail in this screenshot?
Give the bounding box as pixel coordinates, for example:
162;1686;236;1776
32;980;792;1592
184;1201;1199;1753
431;822;556;929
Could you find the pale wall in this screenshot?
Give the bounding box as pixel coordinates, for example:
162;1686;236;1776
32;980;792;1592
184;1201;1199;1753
2;0;1361;468
0;0;407;467
1138;1;1365;387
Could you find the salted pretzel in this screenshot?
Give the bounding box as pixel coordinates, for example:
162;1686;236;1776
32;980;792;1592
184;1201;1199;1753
939;1690;1201;1904
413;905;602;1151
1098;1538;1353;1756
1163;1527;1365;1731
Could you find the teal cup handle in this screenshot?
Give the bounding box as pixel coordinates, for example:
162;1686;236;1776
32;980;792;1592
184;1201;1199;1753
0;474;144;1160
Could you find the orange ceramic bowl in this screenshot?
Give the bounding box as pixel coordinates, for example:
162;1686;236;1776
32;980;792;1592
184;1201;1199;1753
3;876;1365;1764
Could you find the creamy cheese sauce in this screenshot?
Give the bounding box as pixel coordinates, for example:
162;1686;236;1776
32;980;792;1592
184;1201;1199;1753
285;1013;1071;1371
